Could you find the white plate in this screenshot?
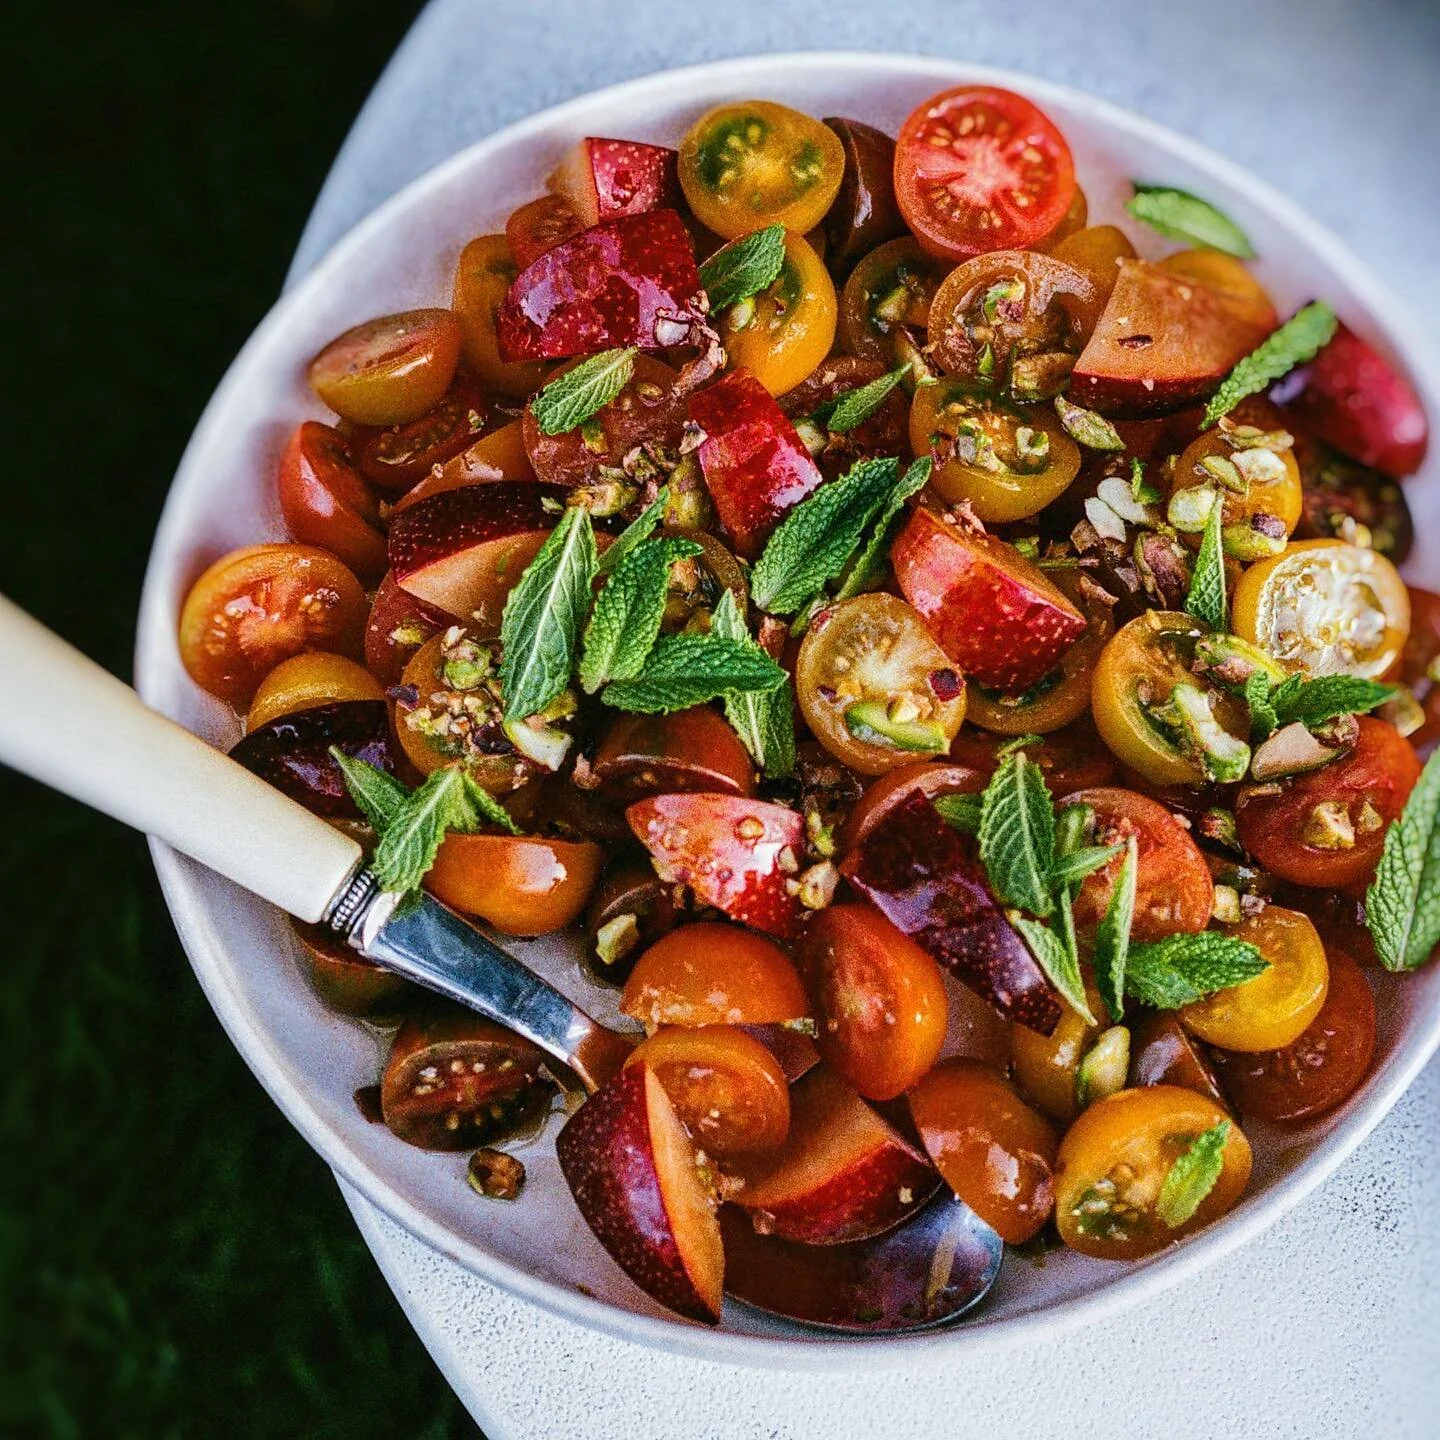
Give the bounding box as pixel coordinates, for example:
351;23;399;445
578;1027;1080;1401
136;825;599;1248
135;51;1440;1365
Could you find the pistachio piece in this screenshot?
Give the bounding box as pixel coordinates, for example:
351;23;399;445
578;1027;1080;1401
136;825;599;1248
1168;484;1219;533
1055;394;1125;451
1249;721;1340;782
843;701;947;753
1076;1027;1131;1109
1083;496;1128;544
502;718;572;771
1301;800;1356;850
1097;475;1157;525
1222;514;1288;560
1231;447;1288;486
467;1148;526;1201
1147;681;1251;783
1192;633;1288;691
1212;884;1242;925
1200;454;1246;493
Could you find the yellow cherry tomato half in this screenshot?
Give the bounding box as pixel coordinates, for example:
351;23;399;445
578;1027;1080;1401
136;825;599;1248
679;100;845;238
452;234;550;399
246;652;385;731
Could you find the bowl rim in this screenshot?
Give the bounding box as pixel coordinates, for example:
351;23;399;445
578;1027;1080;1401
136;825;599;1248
135;48;1440;1368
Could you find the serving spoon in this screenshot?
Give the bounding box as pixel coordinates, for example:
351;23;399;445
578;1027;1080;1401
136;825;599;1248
0;593;1003;1331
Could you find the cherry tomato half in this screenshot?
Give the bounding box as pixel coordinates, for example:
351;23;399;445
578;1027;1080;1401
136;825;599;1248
837;236;949;367
426;831;602;936
894;86;1077;262
178;544;368;707
452;235;550;399
276;421;388;580
679;100;845;239
795;904;948;1101
796;594;968;775
1235;717;1420;889
246;652;384;731
1399;585;1440;755
949;720;1118;794
1210;944;1375;1122
350;373;490;497
1054;1085;1251;1259
780;355;911;480
716;230;837;396
307;309;463;427
1066;787;1215;943
839;760;987;853
292;920;412;1016
625;1025;791;1158
910;1060;1059;1244
504;193;583;269
1180;905;1329;1053
591;707;757;802
821;117;906;276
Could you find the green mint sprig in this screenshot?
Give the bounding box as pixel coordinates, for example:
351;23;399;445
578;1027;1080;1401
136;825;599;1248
1270;674;1396;729
1124;931;1268;1009
330;748;408;831
817;366;910;434
834;456;932;601
1093;835;1138;1022
499;504;596;722
1157;1120;1232;1228
711;590;796;779
600;631;787;714
698;223;786;313
579;537;700;693
1127;185;1255;259
1203;301;1338;429
1011;913;1094;1026
979;749;1057;918
933;791;982;836
1185;488;1227;631
595;486;668;577
1366;748;1440;972
530;348;637;436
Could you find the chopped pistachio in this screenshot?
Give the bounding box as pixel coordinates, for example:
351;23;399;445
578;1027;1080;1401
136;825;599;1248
976;341;995;382
1055;394;1125;451
1147;682;1251;783
1192;633;1288;691
1075;1028;1131;1109
1380;687;1426;738
843;701;947;753
1097;475;1157;525
981;278;1025;323
793;415;827;456
872;283;910;327
1212;884;1242;925
1222;516;1288;561
1356;799;1384;834
726;295;756;331
1083;495;1128;544
502;718;572;771
1200;453;1246;493
1249;721;1339;782
1167;484;1219;533
1010;350;1075;400
1231;447;1288;487
594;913;641;969
1014;425;1051;470
1301;800;1356;850
467;1148;525;1201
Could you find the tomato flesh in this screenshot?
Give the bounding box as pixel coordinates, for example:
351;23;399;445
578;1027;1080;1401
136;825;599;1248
592;707;757;801
351;374;490;496
246;652;384;731
276;421;388;580
837;236;948;366
452;234;550;398
307;308;463;427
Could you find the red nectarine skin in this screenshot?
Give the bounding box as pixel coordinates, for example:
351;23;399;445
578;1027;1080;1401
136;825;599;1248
626;793;805;939
891;507;1086;693
496;209;705;361
1069;260;1269;418
584;138;681;222
556;1065;722;1323
689;370;824;559
363;570;447;688
840;793;1063;1034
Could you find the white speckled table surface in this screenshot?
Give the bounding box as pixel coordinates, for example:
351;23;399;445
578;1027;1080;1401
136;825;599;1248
291;2;1440;1434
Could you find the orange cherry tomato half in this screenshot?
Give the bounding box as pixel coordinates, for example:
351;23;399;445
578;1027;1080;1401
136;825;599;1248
795;904;948;1101
1065;786;1215;943
716;230;837;396
909;1059;1059;1244
426;831;602;936
504;193;583;269
796;594;967;775
1180;905;1329;1053
1235;717;1420;889
391;419;536;515
276;421;388;580
894;86;1077;262
350;373;490;497
246;652;384;731
1054;1086;1251;1259
1048;224;1136;305
592;707;757;802
837;236;949;366
307;308;463;427
625;1025;791;1158
178;543;368;708
620;922;810;1030
452;235;551;399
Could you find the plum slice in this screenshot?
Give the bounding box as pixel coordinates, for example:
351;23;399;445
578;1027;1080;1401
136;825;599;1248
1069;260;1270;418
387;481;571;623
719;1191;1002;1332
364;568;448;688
556;1062;724;1323
890;505;1085;693
689;370;824;559
840;792;1063;1034
229;699;395;820
496;209;705;362
727;1066;939;1245
548;137;680;227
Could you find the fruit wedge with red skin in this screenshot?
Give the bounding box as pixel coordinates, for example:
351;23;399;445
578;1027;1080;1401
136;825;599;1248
229;700;396;820
719;1191;1001;1332
840;792;1063;1034
364;569;448;688
727;1066;938;1245
891;505;1086;693
387;480;571;622
1277;321;1428;479
689;370;824;559
556;1062;724;1323
626;793;805;939
593;707;757;801
549;137;680;227
1069;260;1271;418
276;421;389;581
496;209;705;361
505;194;585;270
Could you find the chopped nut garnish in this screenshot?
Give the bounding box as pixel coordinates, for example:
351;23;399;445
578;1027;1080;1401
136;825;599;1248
1302;800;1356;850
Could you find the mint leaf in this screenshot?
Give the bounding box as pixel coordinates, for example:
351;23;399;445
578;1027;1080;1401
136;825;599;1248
1092;836;1138;1021
698;223;786;313
1124;932;1268;1009
330;749;408;831
1012;914;1095;1026
601;631;787;714
834;457;933;601
595;486;668;577
711;590;795;779
1203;302;1339;428
1185;487;1226;631
499;505;596;722
370;767;472;896
530;348;637;435
1049;842;1124;890
933;791;983;836
978;751;1056;918
1054;394;1124;451
1157;1120;1232;1228
750;457;900;614
1366;749;1440;972
459;771;522;836
1245;670;1278;740
1271;674;1397;729
1127;185;1255;258
819;366;909;433
579;537;700;693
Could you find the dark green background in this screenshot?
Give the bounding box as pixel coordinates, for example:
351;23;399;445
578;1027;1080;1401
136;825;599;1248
2;3;486;1435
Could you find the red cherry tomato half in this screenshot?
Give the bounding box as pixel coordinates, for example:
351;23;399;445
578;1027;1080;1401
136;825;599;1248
894;86;1077;262
276;421;388;581
307;309;463;427
504;194;584;270
350;374;490;496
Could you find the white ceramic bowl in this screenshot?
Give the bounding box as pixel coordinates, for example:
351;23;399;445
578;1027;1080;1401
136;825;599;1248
135;52;1440;1365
